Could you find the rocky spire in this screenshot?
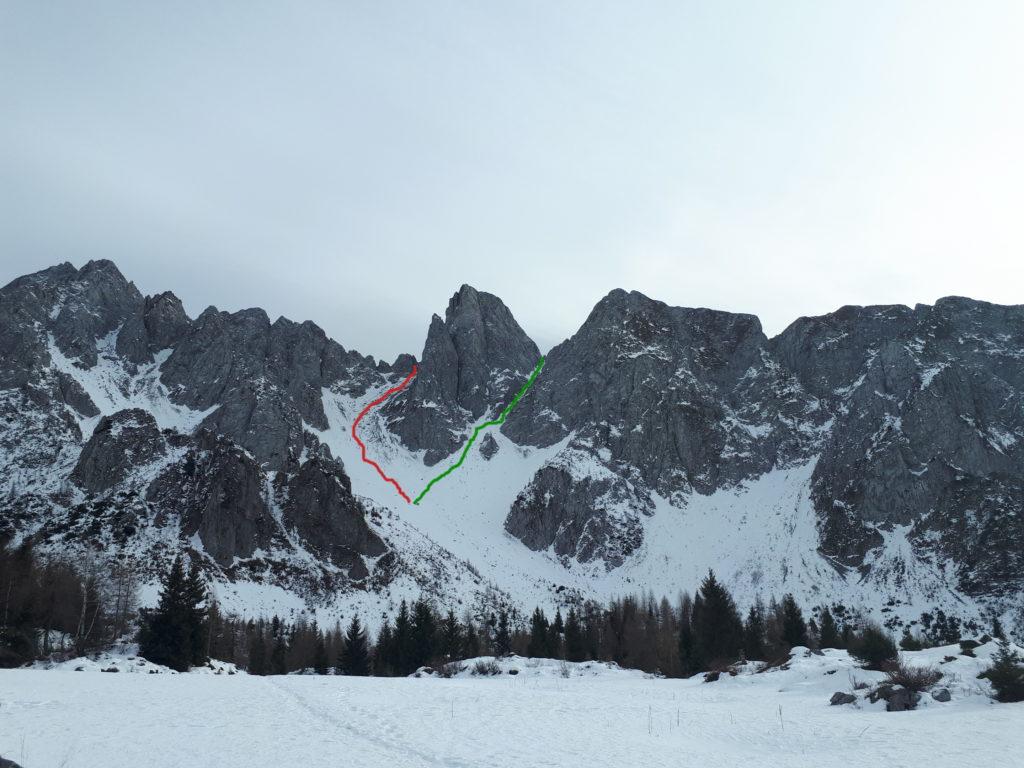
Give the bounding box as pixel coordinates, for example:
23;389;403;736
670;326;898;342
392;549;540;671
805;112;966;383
385;284;540;465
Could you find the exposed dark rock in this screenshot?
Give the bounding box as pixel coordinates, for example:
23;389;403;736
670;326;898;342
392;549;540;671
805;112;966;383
479;433;499;460
0;260;141;391
159;308;380;470
279;455;386;576
52;370;98;418
71;409;167;493
774;298;1024;577
931;687;951;702
146;430;276;566
391;353;417;376
867;683;922;711
116;291;191;363
868;684;896;703
885;687;921;712
829;691;857;705
504;458;651;567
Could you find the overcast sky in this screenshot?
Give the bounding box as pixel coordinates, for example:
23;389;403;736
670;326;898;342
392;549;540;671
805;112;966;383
2;2;1022;361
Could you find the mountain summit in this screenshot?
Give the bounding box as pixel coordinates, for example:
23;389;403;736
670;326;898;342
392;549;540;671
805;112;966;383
384;284;540;465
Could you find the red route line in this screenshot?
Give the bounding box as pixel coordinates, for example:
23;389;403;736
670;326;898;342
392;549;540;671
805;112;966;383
350;365;418;503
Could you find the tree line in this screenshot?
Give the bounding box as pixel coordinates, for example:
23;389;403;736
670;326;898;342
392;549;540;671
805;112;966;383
135;558;1003;680
1;537;1010;681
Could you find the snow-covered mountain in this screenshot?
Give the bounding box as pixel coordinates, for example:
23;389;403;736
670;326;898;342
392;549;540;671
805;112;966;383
1;261;1022;634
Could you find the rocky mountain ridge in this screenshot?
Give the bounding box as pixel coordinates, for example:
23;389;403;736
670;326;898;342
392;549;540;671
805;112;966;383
1;260;1021;634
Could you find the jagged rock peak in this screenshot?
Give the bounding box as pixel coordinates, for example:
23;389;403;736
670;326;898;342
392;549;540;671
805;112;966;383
385;285;540;465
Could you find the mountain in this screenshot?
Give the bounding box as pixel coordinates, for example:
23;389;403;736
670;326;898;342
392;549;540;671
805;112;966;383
383;284;540;465
1;261;1021;634
501;289;826;566
773;299;1024;596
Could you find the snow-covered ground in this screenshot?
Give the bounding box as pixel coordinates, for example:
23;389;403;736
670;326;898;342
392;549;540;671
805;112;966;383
2;644;1020;768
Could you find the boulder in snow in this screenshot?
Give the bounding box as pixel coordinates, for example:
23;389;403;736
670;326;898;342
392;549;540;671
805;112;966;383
830;692;857;705
885;688;921;712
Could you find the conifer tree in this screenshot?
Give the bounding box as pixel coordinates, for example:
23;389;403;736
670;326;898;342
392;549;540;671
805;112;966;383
548;609;565;659
564;607;586;662
993;616;1006;641
763;596;786;657
207;602;237;664
981;639;1024;702
691;571;743;668
462;620;480;659
818;607;841;649
527;607;549;658
375;617;395;675
743;601;767;661
184;559;209;666
440;609;462;662
139;555;194;672
393;600;411;674
494;609;512;657
271;619;288;675
340;615;370;676
849;623;898;670
899;629;924;651
678;593;699;675
582;602;602;660
248;622;267;675
313;632;329;675
780;594;808;648
410;599;437;669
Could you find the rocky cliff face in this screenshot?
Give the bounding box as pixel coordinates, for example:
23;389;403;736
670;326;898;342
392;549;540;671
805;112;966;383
502;289;825;565
1;261;1021;631
0;261;396;604
384;284;539;465
499;291;1024;613
159;307;382;471
772;298;1024;594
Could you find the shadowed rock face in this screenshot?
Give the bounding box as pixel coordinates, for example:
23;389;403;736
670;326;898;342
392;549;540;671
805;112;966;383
501;289;1024;595
147;430;276;566
505;289;823;490
71;409;167;494
479;433;499;460
0;261;381;473
279;456;386;577
143;431;386;573
384;284;540;465
503;458;653;568
116;291;191;364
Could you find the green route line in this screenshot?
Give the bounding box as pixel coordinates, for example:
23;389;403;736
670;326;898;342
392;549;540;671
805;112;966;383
413;356;546;505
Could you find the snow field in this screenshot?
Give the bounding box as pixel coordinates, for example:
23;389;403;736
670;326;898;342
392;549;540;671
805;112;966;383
2;644;1020;768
